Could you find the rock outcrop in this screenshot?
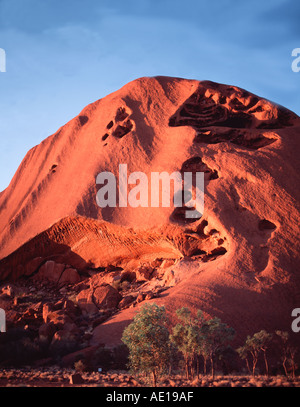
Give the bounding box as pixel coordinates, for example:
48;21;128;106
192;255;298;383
0;76;299;347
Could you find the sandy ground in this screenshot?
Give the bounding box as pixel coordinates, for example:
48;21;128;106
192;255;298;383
0;367;299;387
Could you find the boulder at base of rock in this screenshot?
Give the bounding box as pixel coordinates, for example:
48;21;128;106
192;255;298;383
118;295;135;309
50;325;80;355
76;288;99;314
135;265;154;281
25;257;44;276
44;309;74;330
58;267;81;286
93;284;122;309
63;299;81;318
39;322;57;344
34;261;65;283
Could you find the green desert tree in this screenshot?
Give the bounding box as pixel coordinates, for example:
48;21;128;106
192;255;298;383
121;303;171;386
275;330;298;378
242;335;260;377
200;317;235;379
275;330;289;376
237;343;251;374
198;341;210;376
170;307;204;379
253;330;273;376
239;330;272;377
287;346;298;379
194;310;210;377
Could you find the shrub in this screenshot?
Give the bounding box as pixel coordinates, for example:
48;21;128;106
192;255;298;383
122;303;171;386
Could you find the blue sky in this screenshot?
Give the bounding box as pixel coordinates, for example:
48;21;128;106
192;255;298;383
0;0;299;191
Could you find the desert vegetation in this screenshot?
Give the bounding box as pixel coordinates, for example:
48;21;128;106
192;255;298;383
0;277;299;387
121;303;299;386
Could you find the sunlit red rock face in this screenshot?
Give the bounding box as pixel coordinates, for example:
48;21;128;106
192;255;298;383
0;76;299;343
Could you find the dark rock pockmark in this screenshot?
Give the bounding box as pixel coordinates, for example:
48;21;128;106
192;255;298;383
194;128;276;149
115;107;129;122
102;107;133;143
168;83;297;149
174;219;227;261
112;119;133;138
170;206;202;224
49;164;57;174
202;247;227;262
78;115;89;126
170;157;218;224
180;156;219;180
258;219;277;231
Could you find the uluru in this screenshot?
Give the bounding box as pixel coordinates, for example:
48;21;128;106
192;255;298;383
0;76;299;379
